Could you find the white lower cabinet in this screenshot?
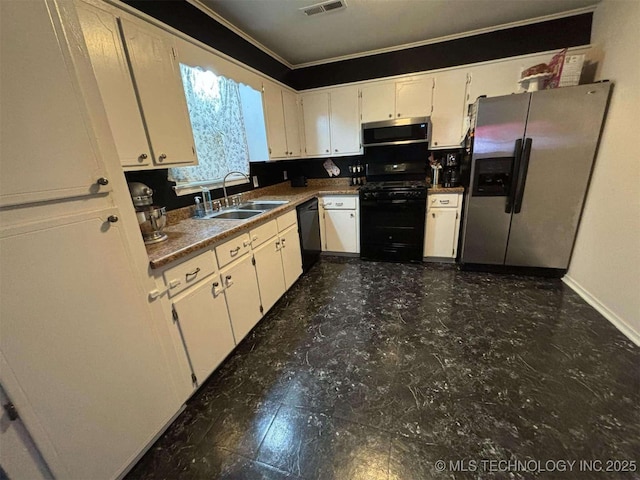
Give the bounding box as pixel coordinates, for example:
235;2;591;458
279;224;303;289
253;236;287;313
424;193;463;259
171;275;234;386
221;254;263;343
320;196;359;253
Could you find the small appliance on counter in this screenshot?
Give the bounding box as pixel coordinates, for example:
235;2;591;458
442;152;462;188
127;182;168;245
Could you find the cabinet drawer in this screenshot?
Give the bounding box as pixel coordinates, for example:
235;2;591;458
428;193;459;208
216;233;252;268
276;210;297;231
250;219;277;248
163;250;217;298
321;196;357;210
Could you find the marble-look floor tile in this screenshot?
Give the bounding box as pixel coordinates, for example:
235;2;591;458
189;447;302;480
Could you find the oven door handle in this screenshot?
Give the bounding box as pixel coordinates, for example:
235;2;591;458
361;199;422;206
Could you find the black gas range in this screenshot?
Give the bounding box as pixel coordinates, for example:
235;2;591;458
360;160;428;262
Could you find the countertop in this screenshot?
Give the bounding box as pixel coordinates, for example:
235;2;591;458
146;179;359;269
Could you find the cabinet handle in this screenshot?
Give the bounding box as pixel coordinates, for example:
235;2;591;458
252;235;258;242
213;281;219;287
336;202;343;206
185;267;200;280
275;240;281;251
230;246;241;256
281;238;286;248
225;275;233;288
96;177;109;186
440;200;450;204
243;239;251;247
138;153;148;161
158;153;167;162
107;215;118;223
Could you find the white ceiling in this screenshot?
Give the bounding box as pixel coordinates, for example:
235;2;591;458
195;0;599;67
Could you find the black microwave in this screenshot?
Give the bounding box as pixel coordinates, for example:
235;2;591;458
362;117;430;147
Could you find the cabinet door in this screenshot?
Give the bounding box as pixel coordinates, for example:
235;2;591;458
329;86;361;155
282;89;301;157
396;78;434;119
77;3;151;169
172;276;235;386
279;225;303;290
263;82;288;158
253;237;286;313
221;255;263;343
0;208;179;479
431;71;469;148
424;209;458;258
324;209;358;253
360;83;395;123
302;92;331;156
120;19;196;166
0;0;110;207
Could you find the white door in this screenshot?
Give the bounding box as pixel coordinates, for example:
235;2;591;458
324;209;358;253
77;3;151;169
221;255;263;343
424;209;458;258
360;83;395;123
395;78;434;119
253;238;286;313
431;70;469;148
329;86;361;155
120;19;196;166
262;82;288;158
172;276;235;386
282;89;301;157
279;225;303;290
302;92;331;156
0;209;180;480
0;0;110;207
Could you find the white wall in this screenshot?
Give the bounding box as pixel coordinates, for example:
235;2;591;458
564;0;640;344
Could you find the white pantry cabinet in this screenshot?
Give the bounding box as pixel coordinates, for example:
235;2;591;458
302;86;360;157
424;193;463;259
263;81;302;159
431;70;471;149
320;195;360;253
360;78;434;123
120;18;197;168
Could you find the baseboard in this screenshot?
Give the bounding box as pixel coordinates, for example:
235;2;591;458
562;275;640;347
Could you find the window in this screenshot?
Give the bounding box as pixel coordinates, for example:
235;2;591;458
170;64;267;195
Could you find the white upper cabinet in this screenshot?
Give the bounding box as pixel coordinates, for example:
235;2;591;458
430;70;470;149
0;0;111;207
395;78;434;119
301;85;360;157
120;19;196;167
360;82;395;122
328;85;361;155
302;92;331;156
263;81;301;160
77;3;151;169
361;78;434;123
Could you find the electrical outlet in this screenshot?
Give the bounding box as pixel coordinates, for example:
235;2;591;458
252;176;259;188
283;170;288;180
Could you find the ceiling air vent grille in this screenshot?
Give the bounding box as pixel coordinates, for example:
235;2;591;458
301;0;346;16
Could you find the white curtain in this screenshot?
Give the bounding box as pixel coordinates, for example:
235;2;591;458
169;65;250;186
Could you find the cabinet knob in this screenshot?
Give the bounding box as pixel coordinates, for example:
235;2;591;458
107;215;119;223
334;149;338;152
138;153;148;161
96;177;109;186
388;114;392;118
434;142;438;146
432;213;436;218
326;149;329;153
397;113;401;117
158;153;167;162
350;213;354;218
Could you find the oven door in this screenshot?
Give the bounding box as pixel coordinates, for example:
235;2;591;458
360;198;426;261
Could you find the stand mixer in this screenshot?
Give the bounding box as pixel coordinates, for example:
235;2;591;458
127;182;168;244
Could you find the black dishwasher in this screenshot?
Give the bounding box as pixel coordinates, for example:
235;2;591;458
296;198;321;272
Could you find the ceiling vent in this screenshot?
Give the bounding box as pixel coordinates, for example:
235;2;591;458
301;0;346;16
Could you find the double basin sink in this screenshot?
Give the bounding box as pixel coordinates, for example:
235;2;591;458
197;200;289;220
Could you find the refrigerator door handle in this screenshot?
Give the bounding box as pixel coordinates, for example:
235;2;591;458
513;138;533;214
505;138;523;213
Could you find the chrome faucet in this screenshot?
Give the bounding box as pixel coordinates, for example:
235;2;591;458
222;171;250;207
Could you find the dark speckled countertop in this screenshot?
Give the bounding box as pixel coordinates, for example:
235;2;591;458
145;179;359;269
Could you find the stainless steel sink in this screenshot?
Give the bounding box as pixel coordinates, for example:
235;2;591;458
237;200;289;210
209;210;263;220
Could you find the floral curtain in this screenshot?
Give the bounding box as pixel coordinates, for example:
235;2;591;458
169;65;250;186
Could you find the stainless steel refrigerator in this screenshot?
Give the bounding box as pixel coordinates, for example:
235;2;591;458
460;82;611;271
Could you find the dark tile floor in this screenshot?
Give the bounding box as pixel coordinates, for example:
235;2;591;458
127;257;639;480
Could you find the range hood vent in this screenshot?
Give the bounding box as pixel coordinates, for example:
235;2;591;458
301;0;346;16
